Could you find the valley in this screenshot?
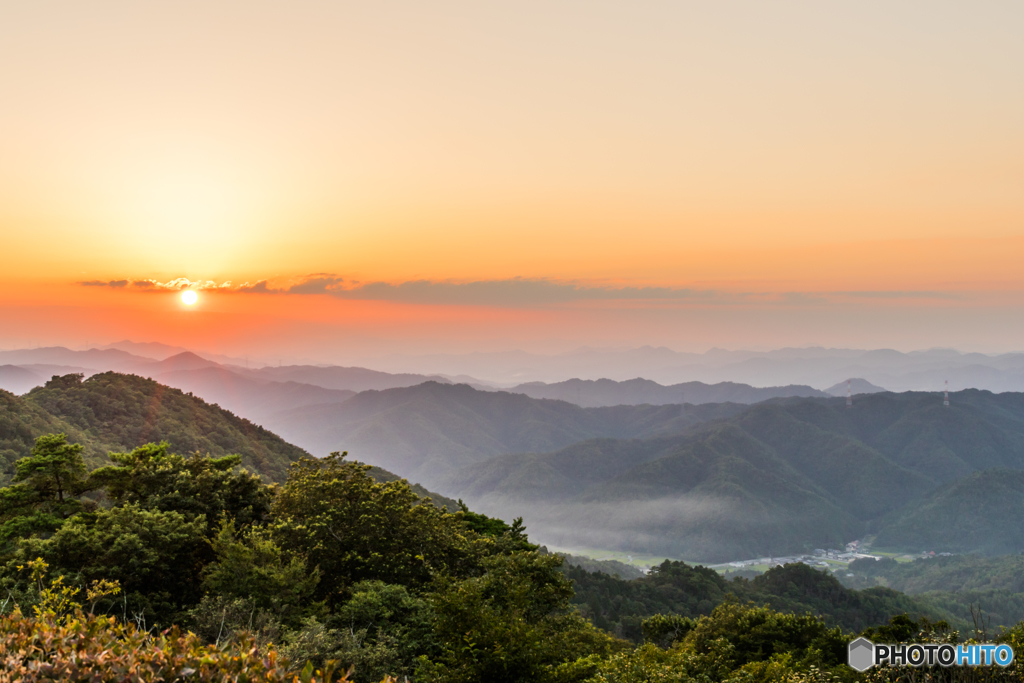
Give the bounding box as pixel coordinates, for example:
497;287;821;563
5;352;1024;565
4;349;1024;678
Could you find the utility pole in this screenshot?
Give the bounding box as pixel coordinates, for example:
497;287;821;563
846;379;852;409
944;380;949;407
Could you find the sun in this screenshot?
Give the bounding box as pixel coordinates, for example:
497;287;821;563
180;290;198;305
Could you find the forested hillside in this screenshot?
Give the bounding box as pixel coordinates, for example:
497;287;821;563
0;430;993;682
565;560;954;640
0;388;87;479
2;374;455;506
2;376;1022;681
449;390;1024;561
265;381;748;487
19;375;1024;562
20;372;308;482
841;554;1024;630
873;470;1024;554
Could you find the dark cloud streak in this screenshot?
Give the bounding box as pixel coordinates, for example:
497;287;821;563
79;279;128;288
76;275;965;308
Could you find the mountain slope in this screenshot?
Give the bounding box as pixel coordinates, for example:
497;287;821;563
0;389;95;482
444;437;680;502
873;469;1024;554
155;367;355;423
444;391;1024;561
23;372;308;482
232;364;452;392
5;373;460;509
99;339;191;360
769;390;1024;485
0;346;464;404
725;400;934;520
824;378;887;396
263;382;748;487
506;377;828;408
457;423;864;562
150;351;221;373
0;347;155;373
0;365;43;395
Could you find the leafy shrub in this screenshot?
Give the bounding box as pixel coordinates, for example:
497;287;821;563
0;609;360;682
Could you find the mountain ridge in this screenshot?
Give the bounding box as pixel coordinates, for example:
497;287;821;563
263;381;751;487
1;372;455;509
499;377;828;407
443;390;1024;561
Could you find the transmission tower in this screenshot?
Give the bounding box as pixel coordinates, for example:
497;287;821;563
944;379;949;407
846;379;852;409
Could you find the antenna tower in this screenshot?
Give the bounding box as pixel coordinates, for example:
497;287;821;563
846;379;852;409
944;380;949;407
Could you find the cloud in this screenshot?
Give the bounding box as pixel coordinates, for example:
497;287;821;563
77;277;251;292
76;275;966;308
77;273;716;305
236;280;272;293
293;277;712;306
830;291;960;300
79;279;129;288
286;275;345;295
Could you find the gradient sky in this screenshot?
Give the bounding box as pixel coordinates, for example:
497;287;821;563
2;1;1023;360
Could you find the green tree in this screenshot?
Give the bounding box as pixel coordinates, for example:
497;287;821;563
416;552;621;683
200;520;320;632
8;503;207;625
271;453;481;606
456;500;536;552
284;581;435;683
91;442;273;536
859;614;921;643
0;434;98;547
641;614;696;649
592;603;853;683
680;602;847;674
583;643;694;683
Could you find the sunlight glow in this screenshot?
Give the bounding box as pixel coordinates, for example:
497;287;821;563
180;290;198;306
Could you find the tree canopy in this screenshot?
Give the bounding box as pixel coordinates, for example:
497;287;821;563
1;431;1019;683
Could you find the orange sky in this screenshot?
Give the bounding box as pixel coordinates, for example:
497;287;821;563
2;2;1023;359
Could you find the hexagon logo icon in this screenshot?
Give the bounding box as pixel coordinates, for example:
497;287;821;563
848;637;875;672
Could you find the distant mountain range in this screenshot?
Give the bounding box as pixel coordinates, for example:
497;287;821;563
439;389;1024;561
500;377;827;407
0;348;456;418
0;365;41;395
0;345;856;424
263;382;748;487
363;345;1024;392
5;363;1024;562
155;367;357;424
10;342;1024;398
824;378;887;396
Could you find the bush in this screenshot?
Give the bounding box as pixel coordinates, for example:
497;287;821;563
0;609;357;682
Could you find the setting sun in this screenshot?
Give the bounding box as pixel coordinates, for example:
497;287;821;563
180;290;198;306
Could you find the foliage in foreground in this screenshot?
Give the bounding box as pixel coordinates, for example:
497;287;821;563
0;433;618;681
5;427;1024;682
0;609;355;683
